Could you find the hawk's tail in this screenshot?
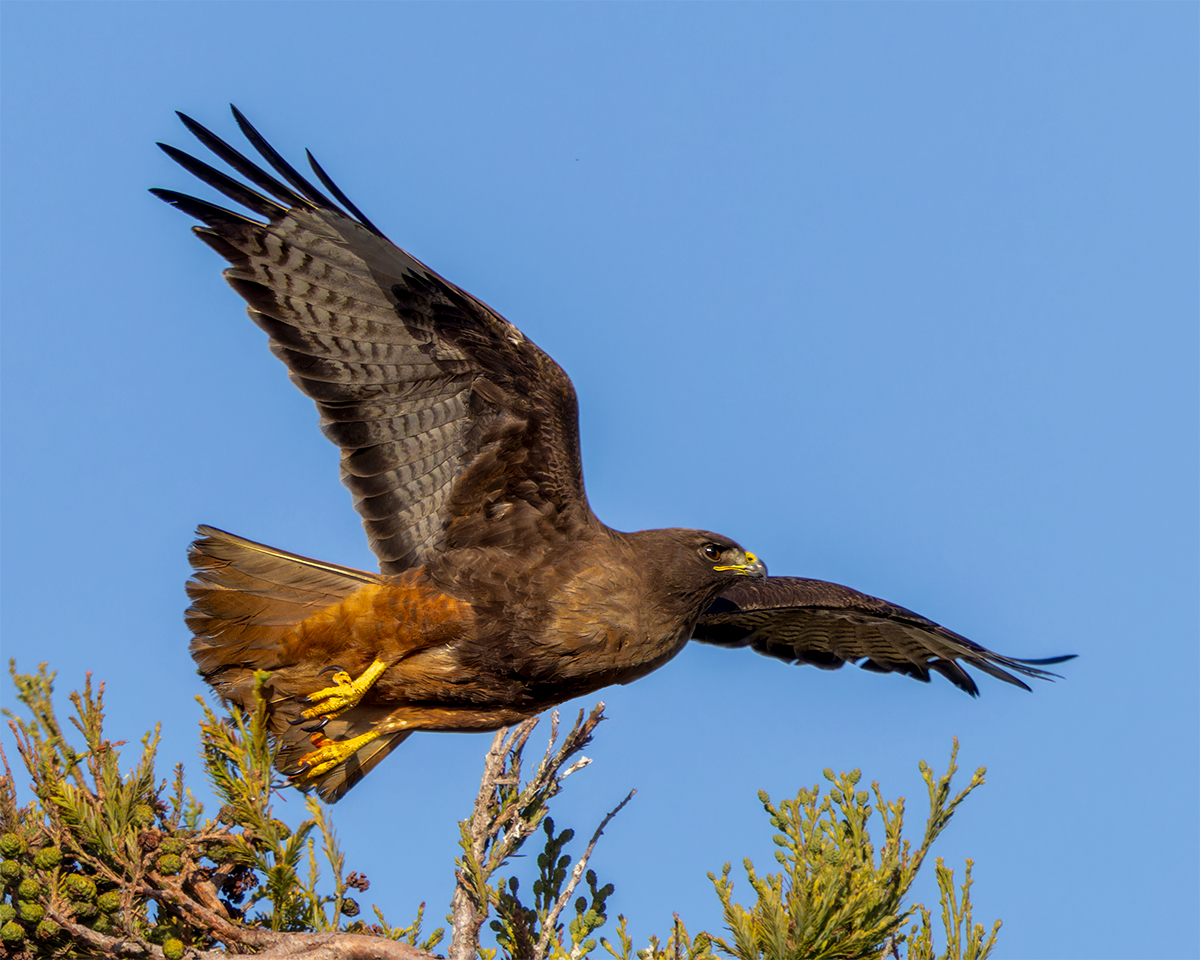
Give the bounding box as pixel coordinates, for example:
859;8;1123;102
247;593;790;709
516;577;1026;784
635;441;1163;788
186;524;379;679
185;525;403;800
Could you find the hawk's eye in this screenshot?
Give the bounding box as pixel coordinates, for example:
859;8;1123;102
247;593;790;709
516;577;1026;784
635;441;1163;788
702;544;722;561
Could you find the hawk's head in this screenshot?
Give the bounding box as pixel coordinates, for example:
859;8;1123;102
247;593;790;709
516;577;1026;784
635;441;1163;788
639;528;768;610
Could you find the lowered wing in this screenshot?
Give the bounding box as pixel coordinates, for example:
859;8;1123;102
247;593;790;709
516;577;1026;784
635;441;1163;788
695;576;1074;695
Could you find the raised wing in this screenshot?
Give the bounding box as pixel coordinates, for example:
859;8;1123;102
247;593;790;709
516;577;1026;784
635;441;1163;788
153;107;594;574
694;577;1074;695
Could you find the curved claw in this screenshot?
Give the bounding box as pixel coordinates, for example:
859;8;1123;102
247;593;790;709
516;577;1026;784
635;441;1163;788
289;714;329;731
300;659;388;722
292;730;381;781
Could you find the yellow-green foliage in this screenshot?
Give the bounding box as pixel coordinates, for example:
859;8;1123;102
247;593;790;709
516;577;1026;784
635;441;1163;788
0;662;1001;960
0;662;442;958
704;746;1000;960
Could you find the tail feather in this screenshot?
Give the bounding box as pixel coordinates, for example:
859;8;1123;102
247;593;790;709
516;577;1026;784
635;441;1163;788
189;524;378;593
313;729;410;802
186;588;321;627
186;525;380;674
185;525;416;801
188;560;359;604
275;702;413;802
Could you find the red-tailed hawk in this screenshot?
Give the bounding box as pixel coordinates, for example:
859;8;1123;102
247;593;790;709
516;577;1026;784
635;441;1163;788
154;107;1072;801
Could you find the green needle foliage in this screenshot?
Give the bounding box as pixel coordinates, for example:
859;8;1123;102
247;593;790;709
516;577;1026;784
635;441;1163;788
0;662;1001;960
0;662;440;959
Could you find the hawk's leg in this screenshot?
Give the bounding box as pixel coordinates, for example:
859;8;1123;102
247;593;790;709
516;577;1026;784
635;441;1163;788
295;730;381;780
300;659;387;721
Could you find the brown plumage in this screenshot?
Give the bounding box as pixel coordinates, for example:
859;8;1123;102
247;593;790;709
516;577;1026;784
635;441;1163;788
156;107;1072;801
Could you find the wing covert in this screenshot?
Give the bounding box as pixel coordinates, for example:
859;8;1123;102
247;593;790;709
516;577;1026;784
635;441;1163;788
154;107;594;573
695;577;1074;695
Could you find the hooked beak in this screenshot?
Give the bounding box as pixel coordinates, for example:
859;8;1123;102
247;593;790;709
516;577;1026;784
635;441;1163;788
714;551;768;579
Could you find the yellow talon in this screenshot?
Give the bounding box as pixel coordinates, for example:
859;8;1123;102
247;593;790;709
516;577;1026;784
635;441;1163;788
301;659;387;721
296;730;382;779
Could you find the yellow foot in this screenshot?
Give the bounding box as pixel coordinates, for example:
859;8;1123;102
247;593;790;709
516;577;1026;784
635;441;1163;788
300;659;387;721
295;730;381;780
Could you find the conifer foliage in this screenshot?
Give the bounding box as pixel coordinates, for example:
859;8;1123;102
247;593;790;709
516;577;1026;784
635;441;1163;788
0;663;999;959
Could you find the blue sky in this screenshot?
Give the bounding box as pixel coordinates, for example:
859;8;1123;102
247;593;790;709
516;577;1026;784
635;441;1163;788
1;4;1196;958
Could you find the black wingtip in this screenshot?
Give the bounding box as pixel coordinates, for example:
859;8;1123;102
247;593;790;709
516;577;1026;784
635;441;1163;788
230;104;336;209
928;658;982;697
306;148;386;236
156;141;288;220
1015;653;1078;666
149;187;260;229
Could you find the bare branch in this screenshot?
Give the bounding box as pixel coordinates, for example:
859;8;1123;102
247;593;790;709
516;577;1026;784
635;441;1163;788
228;931;438;959
43;904;163;958
43;899;439;960
449;704;608;960
542;789;636;960
449;722;536;960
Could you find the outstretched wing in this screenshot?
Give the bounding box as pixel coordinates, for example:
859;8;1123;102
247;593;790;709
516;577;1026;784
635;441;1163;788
153;107;594;574
694;577;1074;695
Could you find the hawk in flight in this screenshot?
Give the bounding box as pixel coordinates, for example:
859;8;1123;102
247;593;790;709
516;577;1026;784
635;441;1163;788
155;107;1072;801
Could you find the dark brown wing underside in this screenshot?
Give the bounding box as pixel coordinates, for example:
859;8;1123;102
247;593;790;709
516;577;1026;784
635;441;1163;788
154;107;594;573
695;577;1074;696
